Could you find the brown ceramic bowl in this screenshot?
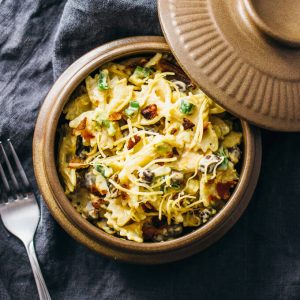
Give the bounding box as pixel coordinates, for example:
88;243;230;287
33;36;262;264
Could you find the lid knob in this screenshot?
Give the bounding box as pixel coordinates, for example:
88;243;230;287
243;0;300;47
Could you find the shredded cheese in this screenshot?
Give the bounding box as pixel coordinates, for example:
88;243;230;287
58;52;243;243
109;179;163;196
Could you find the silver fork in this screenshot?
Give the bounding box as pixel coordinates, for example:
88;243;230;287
0;140;51;300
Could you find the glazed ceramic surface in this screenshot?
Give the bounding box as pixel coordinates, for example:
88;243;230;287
33;36;261;264
158;0;300;131
244;0;300;47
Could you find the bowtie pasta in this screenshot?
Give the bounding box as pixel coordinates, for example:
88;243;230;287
58;53;243;243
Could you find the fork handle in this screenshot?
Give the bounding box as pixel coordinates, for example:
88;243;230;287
25;241;51;300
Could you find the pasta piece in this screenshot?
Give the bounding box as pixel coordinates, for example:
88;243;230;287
58;52;243;243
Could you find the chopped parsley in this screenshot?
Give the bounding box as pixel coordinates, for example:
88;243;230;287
98;70;109;90
179;99;194;115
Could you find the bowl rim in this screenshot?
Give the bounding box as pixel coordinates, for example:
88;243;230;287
33;36;262;262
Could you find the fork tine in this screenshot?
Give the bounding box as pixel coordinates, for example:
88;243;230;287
7;139;30;189
0;141;20;191
0;161;10;193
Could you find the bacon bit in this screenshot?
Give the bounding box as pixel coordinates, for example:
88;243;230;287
92;198;107;209
108;112;122;121
203;121;210;130
141;104;158;120
90;185;108;196
172;147;179;156
167;153;174;158
209;195;219;202
89;186;100;196
120;191;129;200
81;129;95;141
183;118;195;130
157;161;165;166
72;118;87;135
76;118;87;130
216;181;237;200
170;128;178;135
127;134;141;150
99;189;108;195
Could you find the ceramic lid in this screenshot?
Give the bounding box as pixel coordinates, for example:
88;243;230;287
158;0;300;131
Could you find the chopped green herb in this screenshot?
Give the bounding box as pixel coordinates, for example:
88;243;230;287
98;70;109;90
216;147;229;170
217;147;226;157
102;120;116;136
160;177;167;193
171;183;181;189
102;120;110;127
129;101;140;108
95;164;113;178
95;164;105;175
134;66;152;79
125;101;140;117
179;99;195;115
219;156;229;170
92;119;102;130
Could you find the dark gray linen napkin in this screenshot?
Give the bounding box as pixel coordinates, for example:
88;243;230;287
1;0;300;299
